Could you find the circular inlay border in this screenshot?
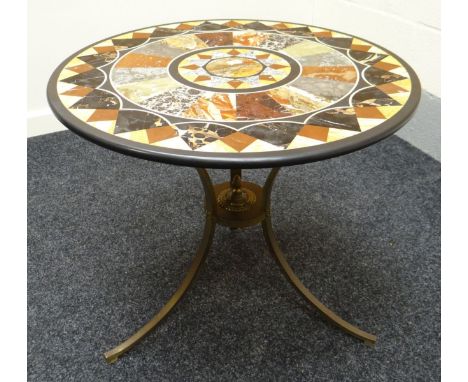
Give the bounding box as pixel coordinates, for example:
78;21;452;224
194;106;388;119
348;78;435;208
167;46;301;93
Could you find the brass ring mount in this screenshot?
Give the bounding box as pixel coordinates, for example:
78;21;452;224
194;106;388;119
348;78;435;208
213;171;265;228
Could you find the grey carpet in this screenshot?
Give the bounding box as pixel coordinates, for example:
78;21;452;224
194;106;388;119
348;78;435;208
28;131;440;381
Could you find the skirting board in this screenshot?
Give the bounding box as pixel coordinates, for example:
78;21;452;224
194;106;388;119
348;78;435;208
27;111;67;137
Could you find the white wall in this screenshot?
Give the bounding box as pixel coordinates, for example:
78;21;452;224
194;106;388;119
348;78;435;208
28;0;440;157
312;0;440;96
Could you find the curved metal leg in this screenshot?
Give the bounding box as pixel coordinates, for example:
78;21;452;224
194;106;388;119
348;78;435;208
261;168;377;345
104;168;216;363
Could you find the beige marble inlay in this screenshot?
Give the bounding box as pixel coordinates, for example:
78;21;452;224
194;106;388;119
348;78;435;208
205;57;263;78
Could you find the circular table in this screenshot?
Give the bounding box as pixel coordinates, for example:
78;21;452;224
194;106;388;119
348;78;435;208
47;19;421;363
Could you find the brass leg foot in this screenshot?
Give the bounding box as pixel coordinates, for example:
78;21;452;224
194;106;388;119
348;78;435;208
262;168;377;345
103;169;217;363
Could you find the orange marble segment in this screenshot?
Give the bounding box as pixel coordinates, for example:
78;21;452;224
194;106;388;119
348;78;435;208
201;94;237;120
350;44;371;52
132;32;152;38
223;20;242;28
194;75;211;82
259;75;276;82
220;132;256;152
66;63;95;73
227;49;241;56
298;124;329;141
181;64;200;70
233;31;266;46
313;30;333;38
185;94;236;120
256;53;270;59
216;94;236;120
198;54;212;59
372;61;400;72
236;93;290;120
94;46;117;53
269;64;289;70
60;86;94;97
87;109;119;122
271;23;289;29
377;82;408;94
176;23;193;30
115;53;172;68
302;66;357;83
227;80;243;88
146;126;177;143
354;106;386;119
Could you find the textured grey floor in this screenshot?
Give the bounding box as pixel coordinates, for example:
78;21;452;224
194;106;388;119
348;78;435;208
28;131;440;381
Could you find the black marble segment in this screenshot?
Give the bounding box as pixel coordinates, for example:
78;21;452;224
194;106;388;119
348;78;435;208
352;87;401;107
257;33;303;51
242;21;272;31
364;67;407;85
349;51;388;66
307;108;361;132
111;38;148;49
78;52;118;68
177;123;235;150
259;95;290;114
318;37;353;49
114;110;168;134
70;89;120;110
195;32;234;47
241;122;303;147
150;27;186;38
61;69;105;88
193;21;227;31
139;87;201;117
280;27;316;38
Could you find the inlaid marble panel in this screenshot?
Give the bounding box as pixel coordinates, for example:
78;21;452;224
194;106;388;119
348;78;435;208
55;19;414;154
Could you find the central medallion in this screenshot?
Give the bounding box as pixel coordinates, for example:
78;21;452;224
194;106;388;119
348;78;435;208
110;32;359;123
169;46;300;93
205;57;264;78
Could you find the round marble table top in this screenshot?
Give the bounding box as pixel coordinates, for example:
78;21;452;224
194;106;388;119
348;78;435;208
47;19;421;168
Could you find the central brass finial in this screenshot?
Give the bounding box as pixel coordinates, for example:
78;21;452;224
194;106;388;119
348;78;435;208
217;173;256;212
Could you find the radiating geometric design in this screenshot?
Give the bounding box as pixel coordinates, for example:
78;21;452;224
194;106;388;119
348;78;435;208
110;34;354;118
56;19;414;155
172;47;295;92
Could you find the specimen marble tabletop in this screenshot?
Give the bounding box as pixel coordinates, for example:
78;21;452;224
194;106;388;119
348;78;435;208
47;19;420;168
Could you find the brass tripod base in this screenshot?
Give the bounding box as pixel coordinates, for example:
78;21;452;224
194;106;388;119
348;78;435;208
104;167;376;363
